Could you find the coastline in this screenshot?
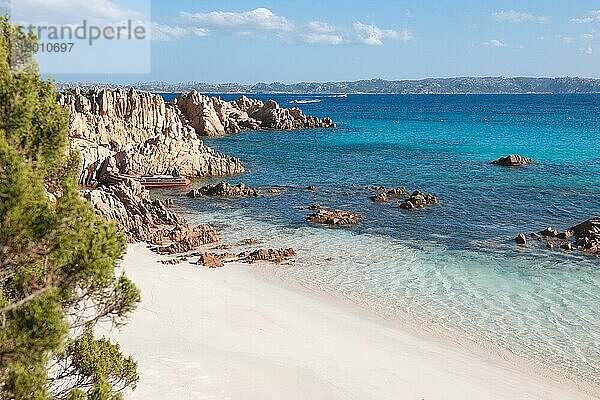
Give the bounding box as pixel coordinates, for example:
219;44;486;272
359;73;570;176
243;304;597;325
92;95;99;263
102;244;599;400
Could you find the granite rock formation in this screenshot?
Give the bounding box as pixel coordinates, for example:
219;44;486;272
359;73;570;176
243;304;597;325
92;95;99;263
571;218;600;255
306;209;361;226
150;224;220;255
399;190;439;210
186;181;261;198
237;248;296;264
83;179;219;254
371;193;388;203
196;253;225;268
517;218;599;256
194;248;296;267
515;233;527;245
83;179;183;242
59;87;244;185
175;91;336;136
387;187;407;196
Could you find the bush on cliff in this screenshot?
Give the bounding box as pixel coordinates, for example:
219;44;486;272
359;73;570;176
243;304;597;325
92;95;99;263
0;17;140;399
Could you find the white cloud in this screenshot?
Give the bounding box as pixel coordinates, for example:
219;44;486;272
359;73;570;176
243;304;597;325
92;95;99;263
181;8;294;33
581;45;593;55
571;17;594;24
146;24;211;42
482;39;507;48
301;33;344;45
581;33;594;42
192;27;210;37
176;8;412;46
306;21;337;34
491;10;549;24
10;0;143;25
556;35;574;44
300;21;412;46
149;23;190;42
352;22;413;45
571;10;600;24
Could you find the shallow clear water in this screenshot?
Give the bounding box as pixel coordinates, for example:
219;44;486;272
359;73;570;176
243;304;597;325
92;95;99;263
161;93;600;386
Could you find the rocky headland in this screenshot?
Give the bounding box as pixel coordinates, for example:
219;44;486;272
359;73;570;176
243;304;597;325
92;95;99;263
61;87;336;261
59;88;335;186
175;91;335;136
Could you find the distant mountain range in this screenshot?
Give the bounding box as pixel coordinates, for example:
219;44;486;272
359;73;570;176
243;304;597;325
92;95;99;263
57;77;600;94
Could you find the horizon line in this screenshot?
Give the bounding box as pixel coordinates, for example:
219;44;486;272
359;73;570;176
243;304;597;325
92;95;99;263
53;75;600;86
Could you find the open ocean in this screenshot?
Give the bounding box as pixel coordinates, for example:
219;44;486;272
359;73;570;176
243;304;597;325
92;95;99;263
160;93;600;387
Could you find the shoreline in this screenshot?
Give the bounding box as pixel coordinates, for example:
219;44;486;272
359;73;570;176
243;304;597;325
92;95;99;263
259;261;600;397
103;243;599;400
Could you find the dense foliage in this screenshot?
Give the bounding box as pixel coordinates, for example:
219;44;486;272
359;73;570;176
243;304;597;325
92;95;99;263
0;17;140;399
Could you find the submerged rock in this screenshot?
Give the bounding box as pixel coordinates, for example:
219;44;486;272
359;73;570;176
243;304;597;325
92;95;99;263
561;242;573;251
239;238;263;246
492;154;533;167
365;185;386;191
238;248;296;264
306;209;361;226
540;227;559;237
298;203;321;210
387;187;407;196
193;248;296;267
370;193;388;203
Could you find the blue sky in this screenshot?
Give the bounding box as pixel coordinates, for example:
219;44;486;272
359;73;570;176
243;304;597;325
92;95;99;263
11;0;600;83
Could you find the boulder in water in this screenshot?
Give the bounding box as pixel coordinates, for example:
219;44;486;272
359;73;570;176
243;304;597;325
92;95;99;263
399;190;439;210
515;233;527;245
492;154;533;167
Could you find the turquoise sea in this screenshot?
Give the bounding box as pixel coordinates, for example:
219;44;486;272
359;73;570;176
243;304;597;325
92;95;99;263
161;93;600;387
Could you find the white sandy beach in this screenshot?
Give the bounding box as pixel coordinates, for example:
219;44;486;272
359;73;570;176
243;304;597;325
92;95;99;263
102;244;598;400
